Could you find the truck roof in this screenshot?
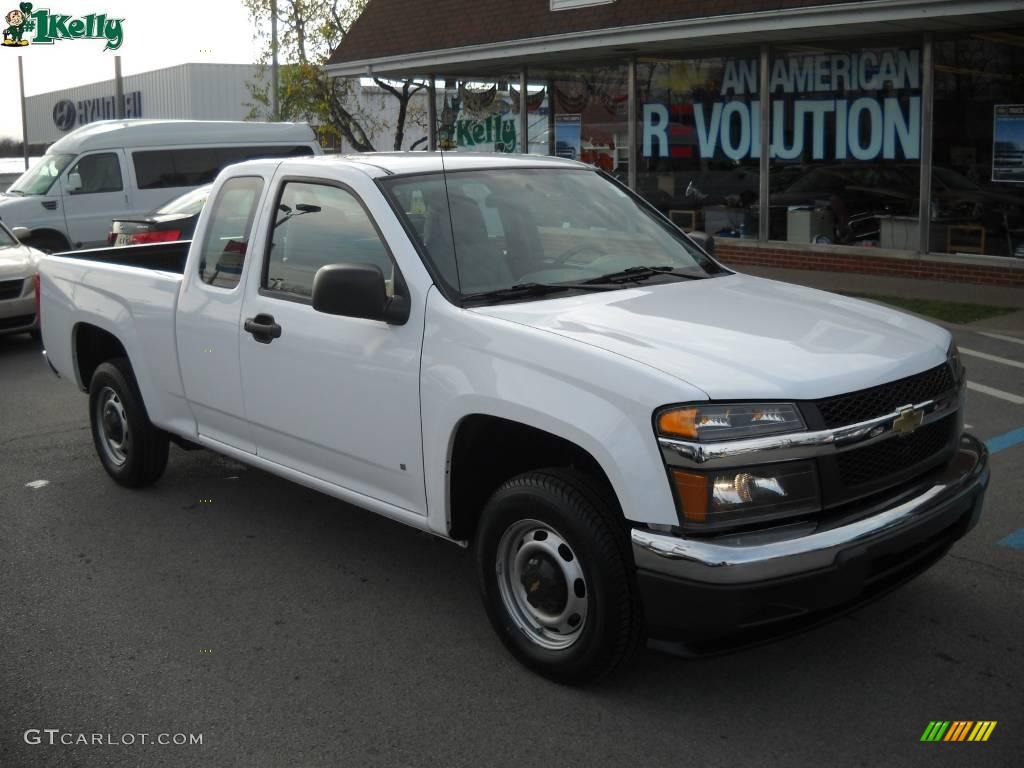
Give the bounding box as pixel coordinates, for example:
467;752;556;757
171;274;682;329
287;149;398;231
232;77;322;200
300;151;589;177
47;119;318;154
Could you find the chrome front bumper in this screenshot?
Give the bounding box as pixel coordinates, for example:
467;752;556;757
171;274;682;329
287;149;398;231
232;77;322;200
634;434;987;586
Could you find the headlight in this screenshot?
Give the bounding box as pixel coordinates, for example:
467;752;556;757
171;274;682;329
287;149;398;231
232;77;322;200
656;403;805;442
669;461;821;530
947;341;965;387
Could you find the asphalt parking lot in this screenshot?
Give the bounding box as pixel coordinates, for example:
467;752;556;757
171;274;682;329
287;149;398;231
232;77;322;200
1;323;1022;768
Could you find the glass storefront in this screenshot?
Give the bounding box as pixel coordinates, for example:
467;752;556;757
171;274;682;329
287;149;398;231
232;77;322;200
536;64;631;179
932;31;1024;258
637;53;760;239
768;40;922;248
426;28;1024;261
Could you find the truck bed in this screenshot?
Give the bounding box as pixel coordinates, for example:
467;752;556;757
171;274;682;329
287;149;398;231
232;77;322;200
39;242;192;435
52;240;191;273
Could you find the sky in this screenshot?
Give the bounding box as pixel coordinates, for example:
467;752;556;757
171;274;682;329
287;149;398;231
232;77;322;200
0;0;267;140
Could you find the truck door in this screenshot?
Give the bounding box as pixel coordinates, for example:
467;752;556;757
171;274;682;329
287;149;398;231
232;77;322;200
175;174;269;454
237;174;426;515
59;150;130;248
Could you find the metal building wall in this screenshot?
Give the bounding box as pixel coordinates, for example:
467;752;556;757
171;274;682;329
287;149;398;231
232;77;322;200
25;63;260;146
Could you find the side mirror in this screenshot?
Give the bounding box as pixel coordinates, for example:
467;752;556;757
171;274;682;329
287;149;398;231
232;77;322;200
688;230;715;256
11;226;31;241
312;263;410;326
65;172;82;193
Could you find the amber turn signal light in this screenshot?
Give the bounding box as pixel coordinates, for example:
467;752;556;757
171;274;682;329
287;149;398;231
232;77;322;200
670;470;708;523
658;408;698;439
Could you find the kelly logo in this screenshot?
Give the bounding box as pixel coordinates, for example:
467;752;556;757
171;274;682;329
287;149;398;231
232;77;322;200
1;3;124;50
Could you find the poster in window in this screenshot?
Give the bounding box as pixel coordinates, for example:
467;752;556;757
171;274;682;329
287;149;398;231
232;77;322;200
554;114;582;161
992;105;1024;182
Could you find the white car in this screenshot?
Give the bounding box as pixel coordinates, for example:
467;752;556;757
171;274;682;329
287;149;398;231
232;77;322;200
38;153;988;683
0;222;43;338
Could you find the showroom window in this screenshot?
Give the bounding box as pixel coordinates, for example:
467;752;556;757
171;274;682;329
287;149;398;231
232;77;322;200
636;53;760;237
534;64;631;178
767;40;923;248
931;30;1024;258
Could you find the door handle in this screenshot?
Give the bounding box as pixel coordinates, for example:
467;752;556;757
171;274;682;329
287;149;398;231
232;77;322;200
244;314;282;344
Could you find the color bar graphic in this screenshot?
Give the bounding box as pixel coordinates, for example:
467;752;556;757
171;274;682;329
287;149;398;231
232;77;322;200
921;721;996;742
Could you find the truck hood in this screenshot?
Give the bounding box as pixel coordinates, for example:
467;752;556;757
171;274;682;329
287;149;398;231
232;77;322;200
0;243;40;279
472;273;951;401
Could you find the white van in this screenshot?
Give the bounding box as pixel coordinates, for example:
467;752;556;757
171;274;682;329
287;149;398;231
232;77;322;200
0;120;321;252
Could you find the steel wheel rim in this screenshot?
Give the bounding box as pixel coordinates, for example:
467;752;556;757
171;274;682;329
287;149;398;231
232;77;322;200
95;386;129;467
495;519;589;651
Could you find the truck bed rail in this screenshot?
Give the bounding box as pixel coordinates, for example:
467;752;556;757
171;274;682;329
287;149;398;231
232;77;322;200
51;241;192;273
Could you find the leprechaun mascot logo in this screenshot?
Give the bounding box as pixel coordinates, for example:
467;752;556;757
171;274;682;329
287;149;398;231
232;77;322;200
2;2;33;45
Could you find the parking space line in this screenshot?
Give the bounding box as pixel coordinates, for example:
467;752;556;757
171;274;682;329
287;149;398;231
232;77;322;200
960;347;1024;370
986;427;1024;455
998;529;1024;551
967;381;1024;404
976;331;1024;347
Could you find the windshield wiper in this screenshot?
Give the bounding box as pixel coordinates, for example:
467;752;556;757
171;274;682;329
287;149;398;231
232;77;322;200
4;189;25;196
462;281;615;305
582;265;708;284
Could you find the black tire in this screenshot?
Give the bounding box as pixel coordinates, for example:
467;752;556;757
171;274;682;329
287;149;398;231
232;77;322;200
88;358;169;488
28;232;70;254
476;468;643;684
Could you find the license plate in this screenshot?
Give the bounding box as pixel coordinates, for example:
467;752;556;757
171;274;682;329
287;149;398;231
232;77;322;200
114;234;134;246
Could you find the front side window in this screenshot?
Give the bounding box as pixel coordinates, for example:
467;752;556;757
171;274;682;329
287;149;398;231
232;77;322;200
67;152;123;194
263;181;393;300
197;176;264;289
382;168;721;301
7;153;75;196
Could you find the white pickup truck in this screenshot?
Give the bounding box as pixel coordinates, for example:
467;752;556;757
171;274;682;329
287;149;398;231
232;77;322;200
39;153;989;683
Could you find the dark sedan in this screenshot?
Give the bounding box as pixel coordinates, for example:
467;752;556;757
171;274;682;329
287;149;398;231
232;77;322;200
109;184;211;247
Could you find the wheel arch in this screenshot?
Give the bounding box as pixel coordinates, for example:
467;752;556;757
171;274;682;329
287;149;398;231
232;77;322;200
73;321;131;393
446;413;620;541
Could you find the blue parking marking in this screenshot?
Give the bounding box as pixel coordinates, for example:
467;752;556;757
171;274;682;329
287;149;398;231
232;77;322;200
985;427;1024;455
998;529;1024;551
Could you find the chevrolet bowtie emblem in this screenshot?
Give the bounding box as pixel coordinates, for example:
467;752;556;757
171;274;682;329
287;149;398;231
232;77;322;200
893;405;925;435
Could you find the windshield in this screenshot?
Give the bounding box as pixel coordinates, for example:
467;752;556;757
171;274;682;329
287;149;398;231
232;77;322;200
8;153;76;196
156;185;212;216
381;168;721;302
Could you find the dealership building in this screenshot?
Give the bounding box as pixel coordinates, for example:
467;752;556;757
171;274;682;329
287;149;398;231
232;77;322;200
327;0;1024;286
24;64;267;145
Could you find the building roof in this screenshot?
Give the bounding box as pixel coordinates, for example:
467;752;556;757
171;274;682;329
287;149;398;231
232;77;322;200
328;0;864;66
326;0;1024;76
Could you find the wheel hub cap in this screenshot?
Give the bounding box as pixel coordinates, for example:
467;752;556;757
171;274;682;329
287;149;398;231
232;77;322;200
496;520;589;651
95;386;129;467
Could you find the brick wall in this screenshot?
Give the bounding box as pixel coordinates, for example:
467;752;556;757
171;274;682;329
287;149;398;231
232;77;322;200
714;241;1024;287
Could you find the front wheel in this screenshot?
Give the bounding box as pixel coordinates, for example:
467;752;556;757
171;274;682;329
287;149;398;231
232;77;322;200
476;469;643;684
88;358;169;488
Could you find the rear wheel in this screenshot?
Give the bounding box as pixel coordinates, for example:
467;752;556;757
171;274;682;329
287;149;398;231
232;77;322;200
88;358;169;487
28;232;69;254
476;469;643;684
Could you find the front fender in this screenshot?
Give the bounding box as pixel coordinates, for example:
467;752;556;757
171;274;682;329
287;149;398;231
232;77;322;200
421;290;706;536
